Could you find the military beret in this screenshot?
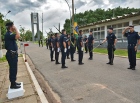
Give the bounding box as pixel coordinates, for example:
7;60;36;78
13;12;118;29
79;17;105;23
108;27;113;30
129;25;134;28
5;22;13;27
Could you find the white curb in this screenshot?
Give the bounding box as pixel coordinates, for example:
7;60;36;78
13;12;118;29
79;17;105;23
23;54;49;103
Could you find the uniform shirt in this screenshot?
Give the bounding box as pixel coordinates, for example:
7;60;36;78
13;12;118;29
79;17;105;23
88;35;94;46
51;38;55;48
59;34;67;49
124;31;140;45
106;33;116;45
78;35;83;48
4;31;17;51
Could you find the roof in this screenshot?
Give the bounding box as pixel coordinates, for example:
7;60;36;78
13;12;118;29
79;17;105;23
79;11;140;28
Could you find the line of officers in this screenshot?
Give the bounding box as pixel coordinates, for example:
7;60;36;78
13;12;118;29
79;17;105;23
46;26;140;70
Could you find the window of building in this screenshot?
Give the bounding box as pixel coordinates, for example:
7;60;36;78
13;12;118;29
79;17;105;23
100;31;105;39
133;19;140;26
117;23;122;28
94;28;97;31
107;25;111;29
101;26;104;30
123;22;129;27
117;29;122;38
112;25;116;28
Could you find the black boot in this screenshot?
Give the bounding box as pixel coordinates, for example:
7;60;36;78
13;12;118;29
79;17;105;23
16;82;21;85
10;82;21;89
127;66;133;69
61;65;68;69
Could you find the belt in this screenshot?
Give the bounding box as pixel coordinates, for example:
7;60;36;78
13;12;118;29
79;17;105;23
128;44;136;46
7;50;17;54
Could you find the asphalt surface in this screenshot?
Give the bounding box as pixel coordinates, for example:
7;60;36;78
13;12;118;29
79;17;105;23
22;43;140;103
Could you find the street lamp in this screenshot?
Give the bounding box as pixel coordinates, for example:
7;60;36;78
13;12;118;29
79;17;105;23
0;10;11;58
64;0;72;40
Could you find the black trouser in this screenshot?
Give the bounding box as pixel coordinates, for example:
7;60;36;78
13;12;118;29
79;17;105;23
78;47;83;63
55;48;59;63
50;47;54;60
67;48;70;58
70;46;75;60
88;46;93;59
107;46;114;63
128;47;137;67
85;43;88;53
61;48;67;66
6;51;18;82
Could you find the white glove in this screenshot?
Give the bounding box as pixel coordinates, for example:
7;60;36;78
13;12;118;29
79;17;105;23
52;48;54;51
64;48;67;53
81;47;84;51
57;48;60;52
68;46;70;49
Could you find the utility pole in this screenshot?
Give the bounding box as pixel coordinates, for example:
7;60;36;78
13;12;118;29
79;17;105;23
72;0;74;33
59;23;60;32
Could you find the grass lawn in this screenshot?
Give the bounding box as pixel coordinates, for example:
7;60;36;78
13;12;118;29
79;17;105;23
0;55;7;63
93;48;140;58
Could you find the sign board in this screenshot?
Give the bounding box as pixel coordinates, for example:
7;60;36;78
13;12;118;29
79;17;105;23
134;25;140;32
33;13;38;24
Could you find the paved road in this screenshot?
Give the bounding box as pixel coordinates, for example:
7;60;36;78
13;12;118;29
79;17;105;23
22;43;140;103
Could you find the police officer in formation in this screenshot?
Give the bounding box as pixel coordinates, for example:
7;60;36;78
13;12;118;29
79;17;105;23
50;35;55;61
101;27;117;65
122;25;140;70
78;30;84;65
70;33;76;61
84;35;88;53
87;30;94;60
4;22;21;89
59;29;68;68
54;33;60;64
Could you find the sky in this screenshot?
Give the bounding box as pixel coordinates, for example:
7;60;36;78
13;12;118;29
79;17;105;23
0;0;140;36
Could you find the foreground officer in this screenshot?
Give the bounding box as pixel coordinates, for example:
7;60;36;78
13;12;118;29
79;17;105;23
101;27;117;65
50;35;55;61
54;33;60;64
122;25;140;70
70;33;76;61
59;29;68;68
4;22;21;89
78;30;84;65
87;30;94;60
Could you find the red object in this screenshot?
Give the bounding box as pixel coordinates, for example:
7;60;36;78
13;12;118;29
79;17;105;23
24;43;29;62
24;44;29;46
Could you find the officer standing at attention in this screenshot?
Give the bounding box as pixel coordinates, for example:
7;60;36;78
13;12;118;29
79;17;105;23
50;35;55;61
70;33;76;61
78;30;84;65
59;29;68;68
4;22;21;89
84;35;88;53
54;33;60;64
122;25;140;70
87;30;94;60
101;27;117;65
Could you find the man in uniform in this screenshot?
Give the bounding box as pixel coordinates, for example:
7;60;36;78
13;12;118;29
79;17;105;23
87;30;94;60
50;35;55;61
59;29;68;68
122;25;140;70
54;33;60;64
101;27;117;65
4;22;21;89
78;30;84;65
70;33;76;61
46;38;48;49
84;35;88;53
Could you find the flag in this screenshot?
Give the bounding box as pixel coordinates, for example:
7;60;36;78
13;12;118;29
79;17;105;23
73;18;78;39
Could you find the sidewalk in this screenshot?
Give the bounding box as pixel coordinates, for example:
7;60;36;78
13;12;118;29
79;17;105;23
0;56;41;103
